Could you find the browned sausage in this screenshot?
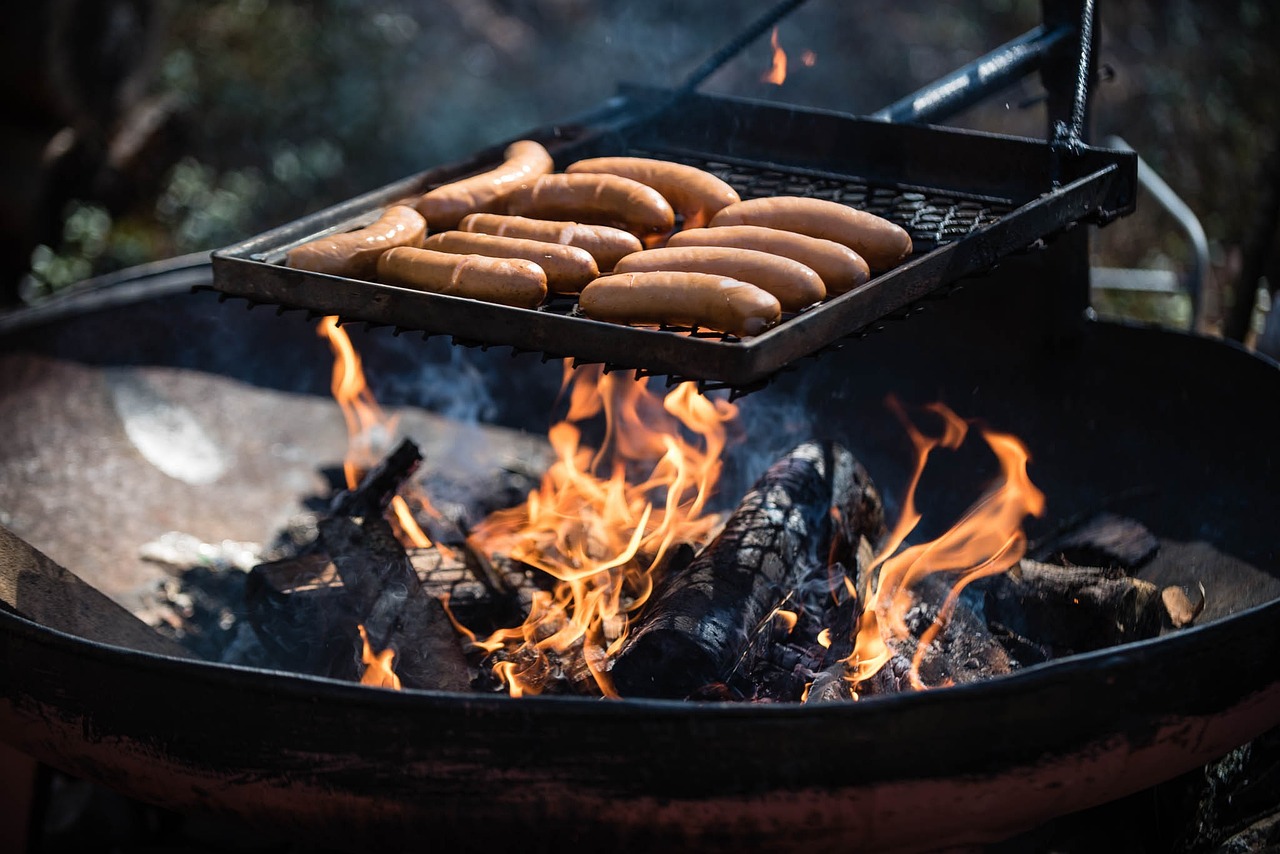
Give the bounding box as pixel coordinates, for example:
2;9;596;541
612;245;824;312
376;246;547;308
666;226;870;295
502;173;675;235
709;196;912;270
286;205;426;279
458;213;643;272
565;156;740;229
414;140;553;230
422;230;598;294
579;272;781;338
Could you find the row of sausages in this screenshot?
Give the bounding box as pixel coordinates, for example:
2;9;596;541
285;140;913;338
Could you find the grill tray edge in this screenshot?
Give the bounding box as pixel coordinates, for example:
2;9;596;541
211;88;1137;390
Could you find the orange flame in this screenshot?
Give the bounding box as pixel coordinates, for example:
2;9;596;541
467;363;737;698
317;316;436;549
774;608;799;635
761;27;787;85
358;624;402;690
844;401;1045;691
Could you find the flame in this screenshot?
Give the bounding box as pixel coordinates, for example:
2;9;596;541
801;49;817;68
467;363;737;697
317;316;437;549
761;27;787;85
844;400;1045;691
358;624;402;690
775;608;799;635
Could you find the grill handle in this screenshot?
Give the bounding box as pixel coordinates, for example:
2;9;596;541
870;24;1073;126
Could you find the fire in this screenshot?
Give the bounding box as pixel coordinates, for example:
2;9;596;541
467;363;737;697
358;624;402;690
844;400;1045;692
317;316;436;548
801;49;817;68
761;26;787;85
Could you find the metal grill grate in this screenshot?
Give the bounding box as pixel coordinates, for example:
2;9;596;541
633;149;1014;253
210;93;1135;391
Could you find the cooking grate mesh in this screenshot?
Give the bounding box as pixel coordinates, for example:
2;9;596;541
209;92;1136;391
633;148;1014;253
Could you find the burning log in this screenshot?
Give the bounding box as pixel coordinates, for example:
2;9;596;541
610;442;884;700
808;569;1019;701
248;438;471;691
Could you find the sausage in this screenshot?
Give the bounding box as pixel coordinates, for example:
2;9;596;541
458;213;642;272
565;156;740;229
502;173;676;235
709;196;913;271
579;272;781;338
422;230;598;294
414;140;553;230
286;205;426;279
612;245;824;312
666;226;870;295
376;246;547;308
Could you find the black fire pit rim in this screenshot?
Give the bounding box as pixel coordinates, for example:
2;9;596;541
4;587;1276;719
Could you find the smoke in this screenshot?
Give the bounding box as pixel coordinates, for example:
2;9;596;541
383;345;499;425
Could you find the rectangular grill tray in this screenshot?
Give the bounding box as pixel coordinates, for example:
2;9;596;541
210;85;1136;390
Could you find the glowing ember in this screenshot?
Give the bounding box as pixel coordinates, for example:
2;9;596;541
844;400;1045;693
761;26;787;85
317;316;437;548
801;49;817;67
466;363;737;697
358;624;402;690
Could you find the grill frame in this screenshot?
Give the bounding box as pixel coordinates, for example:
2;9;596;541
209;86;1136;391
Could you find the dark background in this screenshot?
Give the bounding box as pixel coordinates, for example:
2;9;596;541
1;0;1277;338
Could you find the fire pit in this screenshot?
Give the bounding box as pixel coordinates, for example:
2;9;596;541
2;2;1279;849
2;239;1279;850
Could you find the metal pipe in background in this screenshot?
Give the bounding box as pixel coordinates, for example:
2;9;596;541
871;24;1072;125
1102;136;1210;331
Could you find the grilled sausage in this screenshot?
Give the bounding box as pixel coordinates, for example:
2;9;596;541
565;156;740;229
458;213;642;272
667;226;870;295
709;196;913;271
376;246;547;308
414;140;553;230
502;173;676;235
612;245;825;312
422;231;598;294
579;271;781;338
286;205;426;279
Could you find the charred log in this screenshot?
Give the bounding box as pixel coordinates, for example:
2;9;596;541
245;552;358;679
610;442;883;700
247;439;470;691
805;594;859;703
319;514;469;692
984;558;1200;660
